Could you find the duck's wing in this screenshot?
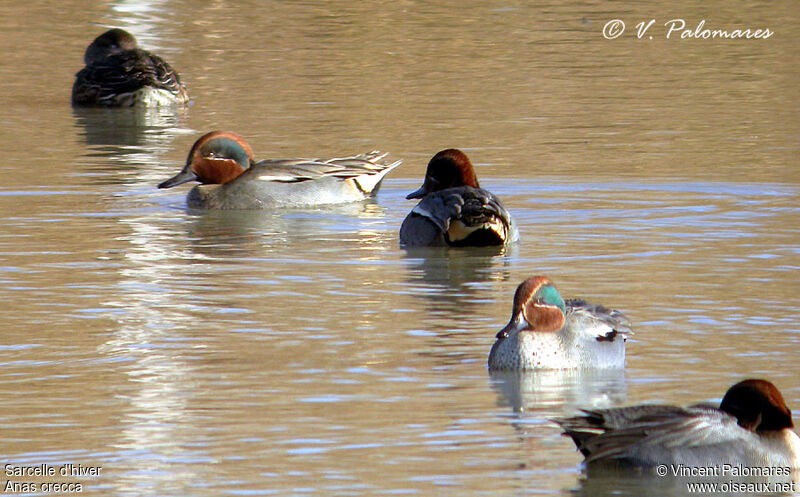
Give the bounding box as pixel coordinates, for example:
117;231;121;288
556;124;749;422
408;186;512;234
556;405;744;463
250;152;401;183
142;52;187;95
565;299;633;343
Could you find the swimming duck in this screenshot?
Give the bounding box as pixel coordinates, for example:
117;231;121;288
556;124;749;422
488;276;630;371
72;28;189;107
158;131;401;209
399;149;516;247
555;379;800;469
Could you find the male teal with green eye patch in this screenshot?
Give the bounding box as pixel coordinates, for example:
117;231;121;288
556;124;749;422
158;131;401;209
489;276;632;370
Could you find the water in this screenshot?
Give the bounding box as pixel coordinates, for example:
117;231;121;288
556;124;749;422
1;1;799;496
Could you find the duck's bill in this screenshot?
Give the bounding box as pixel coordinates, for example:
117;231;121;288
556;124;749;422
406;185;427;199
496;314;526;339
158;169;198;189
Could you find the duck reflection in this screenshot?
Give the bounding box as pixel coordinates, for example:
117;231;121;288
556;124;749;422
570;464;800;497
72;105;189;185
489;368;627;416
177;201;390;260
489;369;628;483
403;245;516;314
401;246;516;365
404;244;515;286
74;105;186;147
569;470;687;497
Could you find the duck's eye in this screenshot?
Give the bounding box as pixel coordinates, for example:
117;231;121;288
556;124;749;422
531;298;553;308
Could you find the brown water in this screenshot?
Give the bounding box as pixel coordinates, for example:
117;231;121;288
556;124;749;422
1;1;799;496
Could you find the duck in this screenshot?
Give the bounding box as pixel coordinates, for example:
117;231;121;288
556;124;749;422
72;28;189;107
158;131;401;209
399;149;516;247
488;276;630;371
555;379;800;469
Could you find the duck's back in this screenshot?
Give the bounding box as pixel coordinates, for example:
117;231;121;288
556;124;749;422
72;49;188;106
400;186;515;247
187;152;399;209
559;405;800;468
564;299;631;353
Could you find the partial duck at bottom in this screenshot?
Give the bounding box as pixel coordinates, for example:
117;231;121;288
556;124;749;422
555;379;800;469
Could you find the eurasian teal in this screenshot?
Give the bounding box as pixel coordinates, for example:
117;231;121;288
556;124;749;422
158;131;401;209
488;276;630;370
399;149;516;247
556;379;800;469
72;28;189;107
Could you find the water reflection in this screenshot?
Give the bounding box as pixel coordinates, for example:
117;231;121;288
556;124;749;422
570;470;694;497
403;244;516;286
108;0;183;53
399;247;517;365
402;246;515;323
173;201;390;258
74;106;187;149
571;465;800;497
72;105;190;185
489;369;628;415
490;369;629;495
98;212;208;496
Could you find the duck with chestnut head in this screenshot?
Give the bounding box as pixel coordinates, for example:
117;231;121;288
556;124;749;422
158;131;401;209
400;149;516;247
555;379;800;469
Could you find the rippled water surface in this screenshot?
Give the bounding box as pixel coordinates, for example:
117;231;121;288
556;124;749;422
1;1;799;496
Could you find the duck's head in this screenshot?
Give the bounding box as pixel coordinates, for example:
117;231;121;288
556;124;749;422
720;379;793;432
84;28;139;65
497;276;567;339
406;148;480;199
158;131;255;189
